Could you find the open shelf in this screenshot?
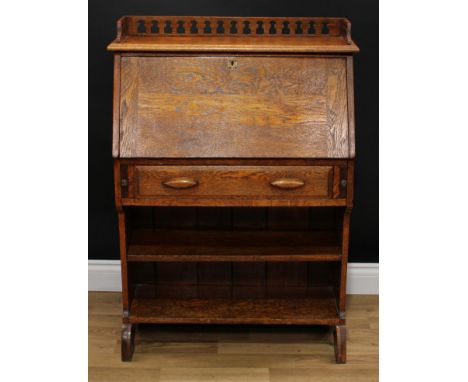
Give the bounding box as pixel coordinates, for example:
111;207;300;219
125;208;344;327
127;229;342;262
129;286;340;325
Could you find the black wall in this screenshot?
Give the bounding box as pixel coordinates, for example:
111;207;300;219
89;0;378;262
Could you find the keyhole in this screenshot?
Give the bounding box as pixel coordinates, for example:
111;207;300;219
228;60;237;69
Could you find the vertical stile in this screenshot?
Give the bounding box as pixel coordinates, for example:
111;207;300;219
144;19;152;35
327;20;340;36
315;21;323;35
183;20;190;35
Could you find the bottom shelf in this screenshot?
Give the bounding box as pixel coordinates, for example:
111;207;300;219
130;286;340;325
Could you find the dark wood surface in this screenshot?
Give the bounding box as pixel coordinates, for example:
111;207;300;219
121;323;135;362
130;286;340;325
110;15;357;364
135;165;333;197
107;16;359;53
119;56;350;158
117;162;349;207
118;158;350;166
132;280;341;299
334;325;347;364
121;196;347;207
127;229;341;262
115;16;353;40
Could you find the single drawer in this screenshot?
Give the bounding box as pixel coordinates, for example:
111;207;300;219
131;166;334;199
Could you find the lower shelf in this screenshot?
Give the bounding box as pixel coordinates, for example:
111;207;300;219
129;287;341;325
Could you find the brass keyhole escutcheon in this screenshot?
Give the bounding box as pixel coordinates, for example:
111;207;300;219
228;59;238;69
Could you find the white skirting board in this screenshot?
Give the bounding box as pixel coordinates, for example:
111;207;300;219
89;260;378;295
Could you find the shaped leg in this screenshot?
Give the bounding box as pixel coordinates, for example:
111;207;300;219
121;323;136;362
333;324;347;364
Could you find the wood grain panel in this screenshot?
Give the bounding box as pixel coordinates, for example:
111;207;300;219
119;58;139;157
130;294;339;325
119;56;349;158
133;166;333;199
112;54;121;158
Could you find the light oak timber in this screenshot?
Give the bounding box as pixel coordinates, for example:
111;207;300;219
121;197;347;207
133;166;333;198
109;15;358;364
118;56;350;159
112;54;121;158
108;35;359;53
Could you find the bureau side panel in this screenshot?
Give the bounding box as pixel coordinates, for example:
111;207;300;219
346;56;356;158
112;54;121;158
119;56;349;158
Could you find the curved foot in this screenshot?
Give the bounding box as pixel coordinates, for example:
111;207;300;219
121;323;136;362
333;325;347;364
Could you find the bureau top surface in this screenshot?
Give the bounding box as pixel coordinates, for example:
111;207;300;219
107;16;359;53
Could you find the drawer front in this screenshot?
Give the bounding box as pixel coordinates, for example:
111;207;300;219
132;166;333;199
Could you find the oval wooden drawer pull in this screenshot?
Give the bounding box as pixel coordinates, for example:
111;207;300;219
163;177;198;189
270;178;305;190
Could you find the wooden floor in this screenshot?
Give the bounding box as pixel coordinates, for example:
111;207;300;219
89;292;378;382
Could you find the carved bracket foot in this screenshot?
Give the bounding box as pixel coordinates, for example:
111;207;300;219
121;323;136;362
333;324;347;364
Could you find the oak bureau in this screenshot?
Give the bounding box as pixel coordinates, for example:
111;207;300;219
107;16;359;363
